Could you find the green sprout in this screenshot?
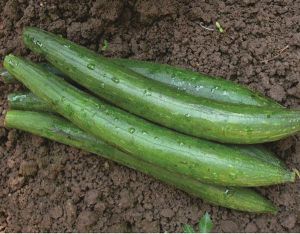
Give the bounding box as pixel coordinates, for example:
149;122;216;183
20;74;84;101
215;21;224;33
183;212;213;233
101;39;109;51
293;168;300;179
183;224;195;233
199;212;213;233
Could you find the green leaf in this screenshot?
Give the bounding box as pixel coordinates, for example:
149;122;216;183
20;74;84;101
101;39;109;51
183;224;195;233
215;21;224;33
199;212;213;233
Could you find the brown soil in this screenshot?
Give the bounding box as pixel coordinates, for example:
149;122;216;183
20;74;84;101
0;0;300;232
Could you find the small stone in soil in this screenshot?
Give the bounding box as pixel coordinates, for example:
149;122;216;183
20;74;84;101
49;206;63;219
65;199;77;224
19;160;38;176
281;214;297;230
245;222;258;232
76;210;98;232
269;84;286;102
220;220;239;232
84;189;99;206
161;208;175;218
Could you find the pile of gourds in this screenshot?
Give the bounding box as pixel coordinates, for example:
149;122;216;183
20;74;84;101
2;27;300;213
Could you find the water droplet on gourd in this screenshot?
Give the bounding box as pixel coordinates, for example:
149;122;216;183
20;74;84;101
154;136;159;140
87;63;95;70
179;142;184;146
224;189;230;196
171;74;176;81
7;58;18;67
97;104;105;110
142;130;148;135
129;127;135;134
184;113;191;118
195;85;204;91
34;39;43;47
211;87;218;93
111;77;120;83
224;188;235;197
229;172;237;179
143;89;152;96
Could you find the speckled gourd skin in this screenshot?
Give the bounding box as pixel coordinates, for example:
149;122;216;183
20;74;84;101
5;110;277;213
7;91;285;169
22;27;300;144
2;57;282;107
111;58;282;108
4;54;295;187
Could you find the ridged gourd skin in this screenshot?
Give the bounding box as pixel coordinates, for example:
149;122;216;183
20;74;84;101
1;59;282;109
22;27;300;144
111;58;282;108
8;92;53;112
1;63;68;84
7;91;286;169
0;68;16;83
4;110;278;214
4;54;295;187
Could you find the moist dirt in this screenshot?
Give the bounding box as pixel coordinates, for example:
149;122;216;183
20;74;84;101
0;0;300;232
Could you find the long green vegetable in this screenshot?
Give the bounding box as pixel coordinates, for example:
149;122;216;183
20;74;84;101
8;92;53;112
22;27;300;144
7;91;286;168
4;54;295;187
0;68;16;83
4;110;277;213
111;58;282;108
1;63;69;84
1;59;282;109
